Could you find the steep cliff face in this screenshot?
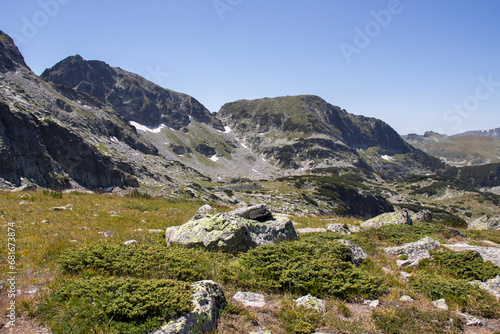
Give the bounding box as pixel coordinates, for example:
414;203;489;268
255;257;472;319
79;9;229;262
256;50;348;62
41;55;224;131
218;95;440;175
0;101;137;188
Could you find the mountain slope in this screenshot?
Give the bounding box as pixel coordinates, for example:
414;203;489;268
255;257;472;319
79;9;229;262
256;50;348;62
0;31;205;189
218;95;443;176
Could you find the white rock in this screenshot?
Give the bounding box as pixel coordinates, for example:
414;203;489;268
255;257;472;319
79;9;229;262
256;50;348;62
232;291;266;308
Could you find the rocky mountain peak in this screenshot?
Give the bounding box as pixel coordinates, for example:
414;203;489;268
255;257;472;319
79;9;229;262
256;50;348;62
0;30;29;72
41;55;223;131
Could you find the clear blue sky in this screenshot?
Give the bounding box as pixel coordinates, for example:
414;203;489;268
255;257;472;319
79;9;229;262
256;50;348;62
1;0;499;135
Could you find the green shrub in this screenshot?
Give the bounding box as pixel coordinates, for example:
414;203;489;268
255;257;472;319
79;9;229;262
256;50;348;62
275;297;323;334
372;306;463;334
425;250;500;281
127;188;153;199
37;276;192;334
358;223;453;246
221;237;387;299
61;243;228;282
411;274;500;318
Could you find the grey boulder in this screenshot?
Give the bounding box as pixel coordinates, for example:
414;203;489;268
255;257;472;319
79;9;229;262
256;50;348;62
360;209;412;229
165;206;298;253
152;280;225;334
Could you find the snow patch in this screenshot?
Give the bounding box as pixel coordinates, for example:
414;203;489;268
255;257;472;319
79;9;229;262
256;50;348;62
252;169;260;175
129;121;166;133
241;143;248;149
381;155;393;161
110;136;119;143
224;126;232;133
209;155;219;162
262;157;267;162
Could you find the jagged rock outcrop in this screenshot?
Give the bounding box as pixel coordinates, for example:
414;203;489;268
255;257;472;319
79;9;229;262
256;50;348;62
152;280;225;334
41;55;224;131
468;214;500;230
360;209;412;229
165;205;299;253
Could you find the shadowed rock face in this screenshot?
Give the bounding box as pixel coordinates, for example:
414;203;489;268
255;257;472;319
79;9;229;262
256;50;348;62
41;55;224;131
0;101;137;189
0;31;29;72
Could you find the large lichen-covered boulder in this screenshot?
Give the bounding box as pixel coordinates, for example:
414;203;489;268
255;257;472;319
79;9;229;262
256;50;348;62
152;280;226;334
165;206;298;253
360;209;412;230
468;214;500;230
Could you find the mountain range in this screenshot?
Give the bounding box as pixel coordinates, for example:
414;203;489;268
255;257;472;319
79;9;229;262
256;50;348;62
1;30;498;196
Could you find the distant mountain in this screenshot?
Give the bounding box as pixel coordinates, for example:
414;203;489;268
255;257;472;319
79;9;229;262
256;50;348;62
451;127;500;138
404;131;500;167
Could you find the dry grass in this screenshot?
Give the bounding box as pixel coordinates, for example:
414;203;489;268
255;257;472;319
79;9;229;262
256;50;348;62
0;190;226;286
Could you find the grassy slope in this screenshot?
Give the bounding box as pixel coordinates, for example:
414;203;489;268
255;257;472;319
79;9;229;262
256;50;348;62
1;189;500;334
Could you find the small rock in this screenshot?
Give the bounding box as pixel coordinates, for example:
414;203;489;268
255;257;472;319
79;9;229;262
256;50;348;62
396;259;412;267
295;294;326;313
19;201;27;205
70;240;78;243
98;231;114;237
41;220;50;224
79;227;89;231
458;312;485;326
400;295;414;301
231;203;273;221
415;210;432;223
134;228;144;232
447;227;464;238
250;331;272;334
296;228;327;233
327;223;351;235
195;204;214;219
24;289;38;295
232;291;266;307
363;299;379;308
338;239;368;265
124;240;138;245
108;210;118;215
432;299;448;310
50;204;73;211
148;229;164;233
